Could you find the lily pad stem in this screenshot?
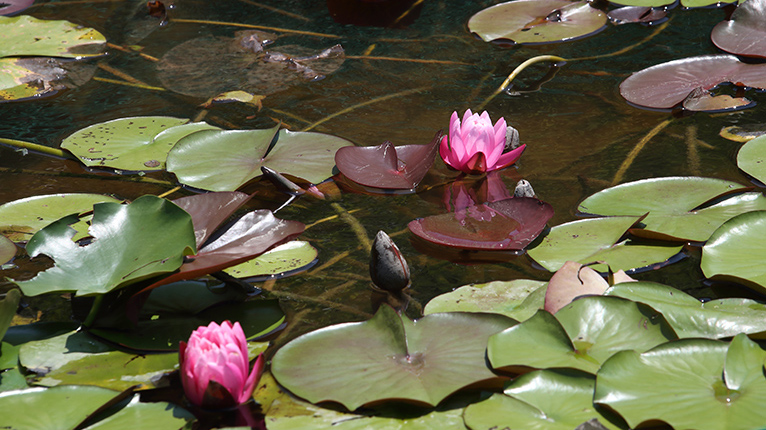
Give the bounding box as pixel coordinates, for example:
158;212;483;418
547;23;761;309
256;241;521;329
611;118;674;185
83;295;104;328
331;203;372;252
477;55;567;110
0;137;73;159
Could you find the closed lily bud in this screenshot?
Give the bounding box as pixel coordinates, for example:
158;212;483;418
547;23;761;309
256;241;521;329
179;321;264;409
514;179;535;198
370;230;411;292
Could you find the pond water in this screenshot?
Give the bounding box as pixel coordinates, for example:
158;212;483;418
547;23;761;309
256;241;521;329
1;0;763;345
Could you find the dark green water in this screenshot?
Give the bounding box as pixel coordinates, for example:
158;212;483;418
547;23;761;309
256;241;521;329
1;0;763;342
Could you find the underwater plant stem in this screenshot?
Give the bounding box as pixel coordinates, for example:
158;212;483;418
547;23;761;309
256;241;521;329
0;166;175;186
570;21;670;62
97;63;150;86
92;77;166;92
611;118;674;185
477;55;567;110
346;55;472;65
82;295;104;328
0;137;73;159
156;186;182;199
331;203;372;253
267;289;372;318
172;19;340;38
302;86;428;132
236;0;311;21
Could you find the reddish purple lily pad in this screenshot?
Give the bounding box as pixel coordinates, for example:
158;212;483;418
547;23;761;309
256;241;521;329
607;6;667;25
408;197;554;250
619;54;766;110
1;0;34;16
334;132;442;190
711;0;766;59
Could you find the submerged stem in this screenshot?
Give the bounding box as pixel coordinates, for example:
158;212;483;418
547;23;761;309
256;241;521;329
0;137;73;159
477;55;567;110
82;295;104;328
611;118;674;186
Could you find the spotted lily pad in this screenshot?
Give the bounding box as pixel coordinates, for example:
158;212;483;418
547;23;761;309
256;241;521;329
0;234;16;265
526;215;683;272
595;335;766;430
61;117;220;172
272;305;514;410
158;31;344;98
167;125;353;191
619;55;766;110
488;296;676;374
711;0;766;59
467;0;607;45
424;279;547;321
464;370;620;430
737;135;766;184
0;193;122;243
701;210;766;294
605;281;766;338
577;177;763;242
0;15;106;58
223;240;318;280
11;195;196;297
334;132;442;190
408;197;554;250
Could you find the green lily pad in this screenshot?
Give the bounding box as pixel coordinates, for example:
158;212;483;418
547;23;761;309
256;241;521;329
464;370;619;430
81;395;193;430
0;289;20;342
257;373;467;430
223;240;318;280
0;234;15;265
0;386;191;430
594;334;766;430
737;135;766;184
0;193;121;243
0;365;28;392
423;279;547;321
0;57;62;102
702;210;766;294
488;296;676;374
605;281;766;339
0;15;106;58
12;195;196;297
467;0;607;45
19;330;177;390
0;385;120;429
61;116;219;171
578;177;761;242
272;305;514;410
526;215;683;272
167;126;353;191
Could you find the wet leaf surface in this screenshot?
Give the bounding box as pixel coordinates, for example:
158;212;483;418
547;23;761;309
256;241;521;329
711;0;766;58
0;15;106;58
468;0;607;45
408;197;554;250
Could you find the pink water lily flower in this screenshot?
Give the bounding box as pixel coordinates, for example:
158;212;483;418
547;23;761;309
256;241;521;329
179;320;265;408
439;110;526;175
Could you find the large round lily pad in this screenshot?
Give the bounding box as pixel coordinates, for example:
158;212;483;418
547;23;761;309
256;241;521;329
702;210;766;294
408;197;554;251
61;116;220;172
526;215;683;272
619;55;766;110
167;126;353;191
464;370;619;430
595;335;766;430
0;15;105;59
467;0;607;45
488;296;676;374
577;176;762;242
737;135;766;184
0;193;121;243
157;31;344;98
711;0;766;59
271;305;514;410
605;281;766;339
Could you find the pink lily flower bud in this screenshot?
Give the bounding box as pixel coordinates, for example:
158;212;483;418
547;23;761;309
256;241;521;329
179;320;265;409
439;110;526;175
